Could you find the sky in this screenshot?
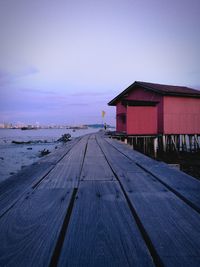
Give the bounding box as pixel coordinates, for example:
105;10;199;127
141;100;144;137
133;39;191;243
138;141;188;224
0;0;200;126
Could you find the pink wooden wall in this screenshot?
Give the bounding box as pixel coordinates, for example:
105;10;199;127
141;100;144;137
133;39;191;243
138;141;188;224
127;86;163;133
115;85;200;135
116;102;126;132
163;96;200;134
127;106;158;135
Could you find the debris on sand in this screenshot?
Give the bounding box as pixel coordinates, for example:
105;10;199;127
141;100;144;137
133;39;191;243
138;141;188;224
57;133;71;142
39;149;51;157
12;140;45;145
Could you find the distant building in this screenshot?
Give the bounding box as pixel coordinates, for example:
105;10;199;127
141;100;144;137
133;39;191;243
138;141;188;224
108;81;200;135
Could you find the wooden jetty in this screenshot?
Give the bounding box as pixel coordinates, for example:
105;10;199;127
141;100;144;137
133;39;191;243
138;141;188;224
0;133;200;267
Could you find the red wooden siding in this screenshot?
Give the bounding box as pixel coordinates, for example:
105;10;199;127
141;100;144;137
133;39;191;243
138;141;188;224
116;102;126;132
123;86;163;134
164;96;200;134
127;106;158;135
111;82;200;135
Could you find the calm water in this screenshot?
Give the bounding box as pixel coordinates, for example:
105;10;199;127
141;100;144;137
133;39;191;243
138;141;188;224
0;128;98;182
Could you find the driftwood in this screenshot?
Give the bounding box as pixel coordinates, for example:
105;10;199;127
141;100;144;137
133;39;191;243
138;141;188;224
12;140;47;145
57;133;71;142
39;149;51;157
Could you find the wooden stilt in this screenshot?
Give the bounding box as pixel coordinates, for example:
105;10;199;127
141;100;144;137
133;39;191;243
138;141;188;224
194;134;199;150
162;135;166;152
171;135;177;151
153;137;158;158
189;135;192;151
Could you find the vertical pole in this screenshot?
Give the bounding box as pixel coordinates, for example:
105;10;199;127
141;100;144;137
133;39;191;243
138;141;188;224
171;135;177;151
182;135;185;151
162;135;166;152
177;135;180;151
188;135;192;151
153;137;158;159
194;134;200;150
182;134;186;151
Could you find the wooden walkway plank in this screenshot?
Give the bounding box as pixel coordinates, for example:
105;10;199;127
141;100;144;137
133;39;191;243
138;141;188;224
99;136;200;266
0;187;73;267
106;137;158;165
0;162;53;217
106;137;200;212
96;136;144;176
38;137;81;164
38;135;89;189
1;133;200;267
80;135;115;181
58;181;154;267
0;135;89;266
0;137;80;217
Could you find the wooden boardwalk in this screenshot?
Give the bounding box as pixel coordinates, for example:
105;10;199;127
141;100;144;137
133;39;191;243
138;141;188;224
0;133;200;267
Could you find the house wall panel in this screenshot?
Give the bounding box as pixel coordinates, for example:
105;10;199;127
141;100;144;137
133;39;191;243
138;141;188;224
164;96;200;134
124;86;163;133
127;106;158;135
116;103;126;132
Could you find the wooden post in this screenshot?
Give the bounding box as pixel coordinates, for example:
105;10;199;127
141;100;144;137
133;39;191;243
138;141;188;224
144;137;146;154
189;135;192;151
153;137;158;158
182;135;187;151
162;135;166;152
171;135;177;151
132;137;135;149
194;134;200;150
177;135;180;151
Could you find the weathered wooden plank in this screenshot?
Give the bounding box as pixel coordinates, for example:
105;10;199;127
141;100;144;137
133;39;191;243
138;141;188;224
0;162;54;217
138;163;200;210
0;136;88;265
99;137;200;266
38;136;89;189
38;137;81;164
0;188;73;267
80;136;115;181
58;181;154;267
96;136;144;175
0;137;80;217
106;137;157;164
105;136;200;212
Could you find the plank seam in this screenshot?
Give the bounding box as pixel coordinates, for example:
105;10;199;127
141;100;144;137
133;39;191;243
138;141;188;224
96;136;163;267
105;138;200;215
32;138;82;189
49;136;89;266
77;137;89;187
136;163;200;214
49;188;78;267
0;138;81;219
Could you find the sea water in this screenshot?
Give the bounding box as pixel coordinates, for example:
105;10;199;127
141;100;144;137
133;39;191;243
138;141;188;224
0;128;98;182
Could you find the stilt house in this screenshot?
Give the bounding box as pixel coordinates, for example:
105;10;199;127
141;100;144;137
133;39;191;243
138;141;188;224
108;81;200;135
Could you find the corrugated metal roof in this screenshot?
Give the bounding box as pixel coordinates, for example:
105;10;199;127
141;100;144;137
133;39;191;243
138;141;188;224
108;81;200;106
